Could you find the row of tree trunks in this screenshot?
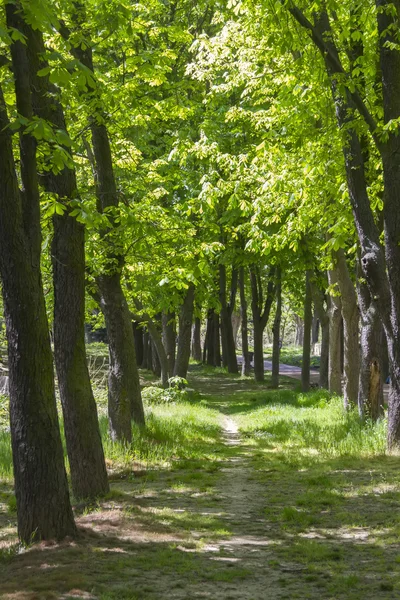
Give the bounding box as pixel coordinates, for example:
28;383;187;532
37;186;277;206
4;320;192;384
22;12;108;500
0;6;76;542
174;284;195;378
301;271;312;393
219;265;239;374
250;266;276;382
271;267;282;388
239;267;251;376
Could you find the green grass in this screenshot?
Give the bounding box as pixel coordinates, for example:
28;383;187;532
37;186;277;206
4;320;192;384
1;363;400;600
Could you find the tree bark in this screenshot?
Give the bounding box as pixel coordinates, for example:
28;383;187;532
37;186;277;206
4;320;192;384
191;316;202;362
295;316;304;347
327;269;343;395
219;265;238;373
0;64;75;543
239;267;251;377
204;310;215;365
133;322;144;366
24;14;108;499
301;271;312;393
141;330;149;370
271;267;282;388
357;258;385;420
310;280;329;390
174;284;195;378
334;249;360;408
250;266;275;382
162;311;176;375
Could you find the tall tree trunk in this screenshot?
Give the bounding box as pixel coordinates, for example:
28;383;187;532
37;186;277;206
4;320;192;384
191;316;202;362
162;311;176;375
213;311;222;367
151;338;162;378
219;265;238;374
231;311;241;349
0;47;75;543
250;266;275;382
147;318;168;387
271;267;282;388
357;260;385;420
310;281;330;390
295;316;304;347
239;267;251;377
301;271;312;393
133;322;144;366
204;310;214;365
174;284;195;378
328;269;343;395
141;330;149;370
311;312;319;346
334;249;360;408
24;15;108;499
98;274;144;440
66;10;144;440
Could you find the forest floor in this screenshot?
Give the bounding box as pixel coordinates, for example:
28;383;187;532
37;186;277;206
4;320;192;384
1;364;400;599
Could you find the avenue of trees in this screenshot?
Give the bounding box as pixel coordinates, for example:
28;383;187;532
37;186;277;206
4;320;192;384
0;0;399;543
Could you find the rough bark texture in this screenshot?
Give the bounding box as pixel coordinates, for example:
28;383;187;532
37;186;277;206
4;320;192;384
0;51;75;543
162;312;176;374
334;249;360;408
239;267;251;377
271;267;282;388
141;330;149;370
219;265;238;374
174;284;195;378
24;15;108;499
295;316;304;347
191;317;202;362
98;274;144;441
204;310;215;365
357;259;385;420
250;266;275;382
376;0;400;447
327;269;343;395
301;271;312;393
147;318;168;387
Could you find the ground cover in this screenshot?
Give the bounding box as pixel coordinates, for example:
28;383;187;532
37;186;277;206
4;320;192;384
0;364;399;599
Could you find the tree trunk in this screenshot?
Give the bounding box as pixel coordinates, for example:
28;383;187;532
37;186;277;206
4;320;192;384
239;267;251;377
301;271;312;393
231;311;241;349
141;330;149;370
311;312;319;346
174;284;195;378
23;16;108;499
327;269;343;395
219;265;238;374
250;266;275;382
68;10;144;439
162;312;176;375
191;316;202;362
271;267;282;388
310;280;329;389
204;310;214;365
213;311;222;367
98;274;144;442
0;66;75;543
133;322;144;366
151;338;162;378
147;319;168;387
295;316;304;347
357;260;385;420
334;249;360;408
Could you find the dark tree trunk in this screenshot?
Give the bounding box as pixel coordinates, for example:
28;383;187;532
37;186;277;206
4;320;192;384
213;311;222;367
310;279;329;389
68;11;144;440
311;313;319;346
271;267;282;388
334;249;360;408
133;322;144;366
147;337;153;371
147;318;168;387
98;274;144;441
0;57;75;543
231;311;241;350
191;317;202;362
239;267;251;377
23;16;108;499
141;330;149;370
204;310;215;365
301;271;312;393
162;312;176;374
219;265;238;374
250;266;275;382
174;284;195;378
357;259;385;420
327;269;343;395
